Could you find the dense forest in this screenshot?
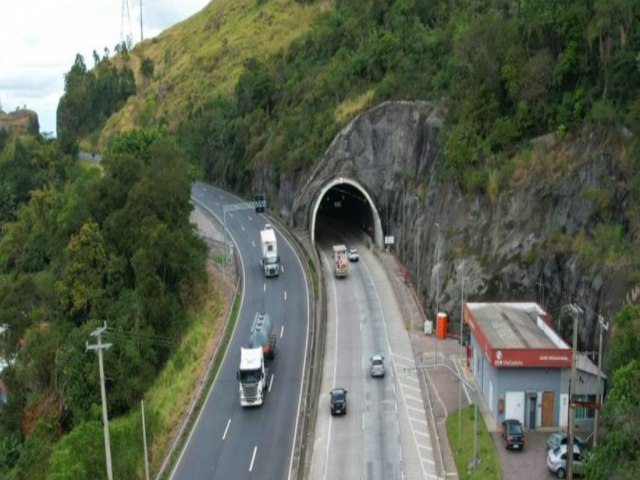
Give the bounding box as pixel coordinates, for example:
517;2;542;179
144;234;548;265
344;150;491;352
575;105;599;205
2;0;640;478
0;131;207;478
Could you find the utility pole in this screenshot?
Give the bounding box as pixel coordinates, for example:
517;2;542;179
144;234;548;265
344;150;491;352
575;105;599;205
141;400;149;480
434;223;440;315
593;314;609;448
459;260;466;343
567;308;579;480
434;223;440;365
457;259;465;450
86;323;113;480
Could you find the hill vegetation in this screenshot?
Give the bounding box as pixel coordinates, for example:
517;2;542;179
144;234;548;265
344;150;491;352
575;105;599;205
2;0;640;477
0;131;207;477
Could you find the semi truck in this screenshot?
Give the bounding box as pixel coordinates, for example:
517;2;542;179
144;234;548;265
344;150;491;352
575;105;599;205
260;224;280;277
237;311;277;407
333;244;349;278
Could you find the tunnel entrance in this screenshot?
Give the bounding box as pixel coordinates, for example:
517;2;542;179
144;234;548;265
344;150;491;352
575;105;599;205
311;178;383;249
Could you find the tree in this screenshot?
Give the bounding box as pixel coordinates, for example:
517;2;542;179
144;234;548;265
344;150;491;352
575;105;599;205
140;57;154;82
55;220;107;322
587;360;640;479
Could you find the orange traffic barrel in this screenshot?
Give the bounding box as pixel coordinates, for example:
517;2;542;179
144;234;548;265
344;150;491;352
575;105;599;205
436;312;448;339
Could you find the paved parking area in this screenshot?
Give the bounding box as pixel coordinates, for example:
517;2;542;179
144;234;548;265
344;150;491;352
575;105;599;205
493;429;557;479
378;250;563;480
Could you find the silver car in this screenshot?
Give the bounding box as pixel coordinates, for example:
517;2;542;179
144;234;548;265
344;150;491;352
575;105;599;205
370;354;385;377
546;444;585;478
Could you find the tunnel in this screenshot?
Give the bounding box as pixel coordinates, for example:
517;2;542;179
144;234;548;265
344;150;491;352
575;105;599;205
310;177;383;249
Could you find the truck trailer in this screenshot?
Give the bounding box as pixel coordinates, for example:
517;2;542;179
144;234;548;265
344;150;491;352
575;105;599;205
237;311;277;407
260;224;280;277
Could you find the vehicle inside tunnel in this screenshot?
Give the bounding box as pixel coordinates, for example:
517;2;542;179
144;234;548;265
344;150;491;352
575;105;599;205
312;181;381;248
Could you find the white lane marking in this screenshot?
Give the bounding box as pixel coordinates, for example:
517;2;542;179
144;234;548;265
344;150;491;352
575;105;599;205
405;393;423;402
228;212;233;218
322;250;340;480
414;430;430;438
360;258;431;480
248;215;253;221
280;325;284;338
241;225;245;232
281;264;284;274
252;241;256;248
284;290;287;301
407;405;424;414
249;446;257;472
401;383;422;393
268;374;274;392
394;352;414;362
286;211;312;480
264;283;266;292
222;419;231;440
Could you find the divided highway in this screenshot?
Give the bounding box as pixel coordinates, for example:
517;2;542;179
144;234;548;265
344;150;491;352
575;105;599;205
171;182;310;480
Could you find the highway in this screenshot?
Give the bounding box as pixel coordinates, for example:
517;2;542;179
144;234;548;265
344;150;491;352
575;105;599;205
171;182;310;480
309;230;403;480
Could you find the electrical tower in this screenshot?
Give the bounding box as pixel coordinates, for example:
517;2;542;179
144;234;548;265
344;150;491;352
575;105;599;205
120;0;133;49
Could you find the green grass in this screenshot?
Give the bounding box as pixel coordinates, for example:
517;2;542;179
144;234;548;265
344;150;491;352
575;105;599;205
446;405;501;480
99;0;330;147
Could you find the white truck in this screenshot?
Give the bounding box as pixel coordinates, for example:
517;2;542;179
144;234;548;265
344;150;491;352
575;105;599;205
333;244;349;278
260;224;280;277
237;312;277;407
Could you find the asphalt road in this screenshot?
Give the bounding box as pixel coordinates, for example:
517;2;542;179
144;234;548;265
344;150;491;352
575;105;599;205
309;235;402;480
170;182;310;480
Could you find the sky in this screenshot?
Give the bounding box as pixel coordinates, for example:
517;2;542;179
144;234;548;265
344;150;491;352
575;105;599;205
0;0;210;136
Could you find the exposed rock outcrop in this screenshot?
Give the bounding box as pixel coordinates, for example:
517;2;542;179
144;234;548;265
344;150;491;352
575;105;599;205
286;101;634;355
0;109;40;137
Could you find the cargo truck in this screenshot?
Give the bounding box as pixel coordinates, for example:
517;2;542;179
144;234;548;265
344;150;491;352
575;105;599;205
333;244;349;278
237;312;277;407
260;224;280;277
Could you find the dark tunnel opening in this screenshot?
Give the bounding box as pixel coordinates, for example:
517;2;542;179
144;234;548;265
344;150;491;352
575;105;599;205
314;183;375;246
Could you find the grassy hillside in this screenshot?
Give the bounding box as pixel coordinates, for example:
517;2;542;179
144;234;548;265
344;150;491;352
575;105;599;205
97;0;331;148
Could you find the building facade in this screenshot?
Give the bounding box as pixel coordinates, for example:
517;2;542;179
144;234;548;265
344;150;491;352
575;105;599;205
464;302;604;431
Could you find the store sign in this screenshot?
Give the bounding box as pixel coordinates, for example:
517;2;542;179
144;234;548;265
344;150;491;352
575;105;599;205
491;348;572;368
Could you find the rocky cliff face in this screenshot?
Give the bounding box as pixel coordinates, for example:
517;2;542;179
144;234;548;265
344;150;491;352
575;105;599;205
282;101;634;354
0;109;40;137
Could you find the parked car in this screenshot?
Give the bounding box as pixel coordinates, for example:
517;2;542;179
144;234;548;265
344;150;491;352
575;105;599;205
347;247;359;262
330;388;348;415
547;443;586;478
547;431;587;452
370;354;385;377
501;419;524;450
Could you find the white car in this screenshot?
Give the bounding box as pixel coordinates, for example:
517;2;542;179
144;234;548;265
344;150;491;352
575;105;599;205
370;354;385;377
347;247;359;262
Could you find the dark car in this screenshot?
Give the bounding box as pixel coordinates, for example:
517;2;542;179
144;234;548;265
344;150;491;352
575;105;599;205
330;388;348;415
501;419;524;450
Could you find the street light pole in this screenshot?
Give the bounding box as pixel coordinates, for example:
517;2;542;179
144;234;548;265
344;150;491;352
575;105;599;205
435;223;440;315
594;314;609;448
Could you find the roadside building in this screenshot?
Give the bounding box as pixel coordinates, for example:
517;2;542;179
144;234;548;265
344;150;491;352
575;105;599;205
464;302;605;430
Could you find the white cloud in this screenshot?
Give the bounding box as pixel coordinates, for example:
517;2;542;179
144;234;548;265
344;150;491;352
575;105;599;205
0;0;210;136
